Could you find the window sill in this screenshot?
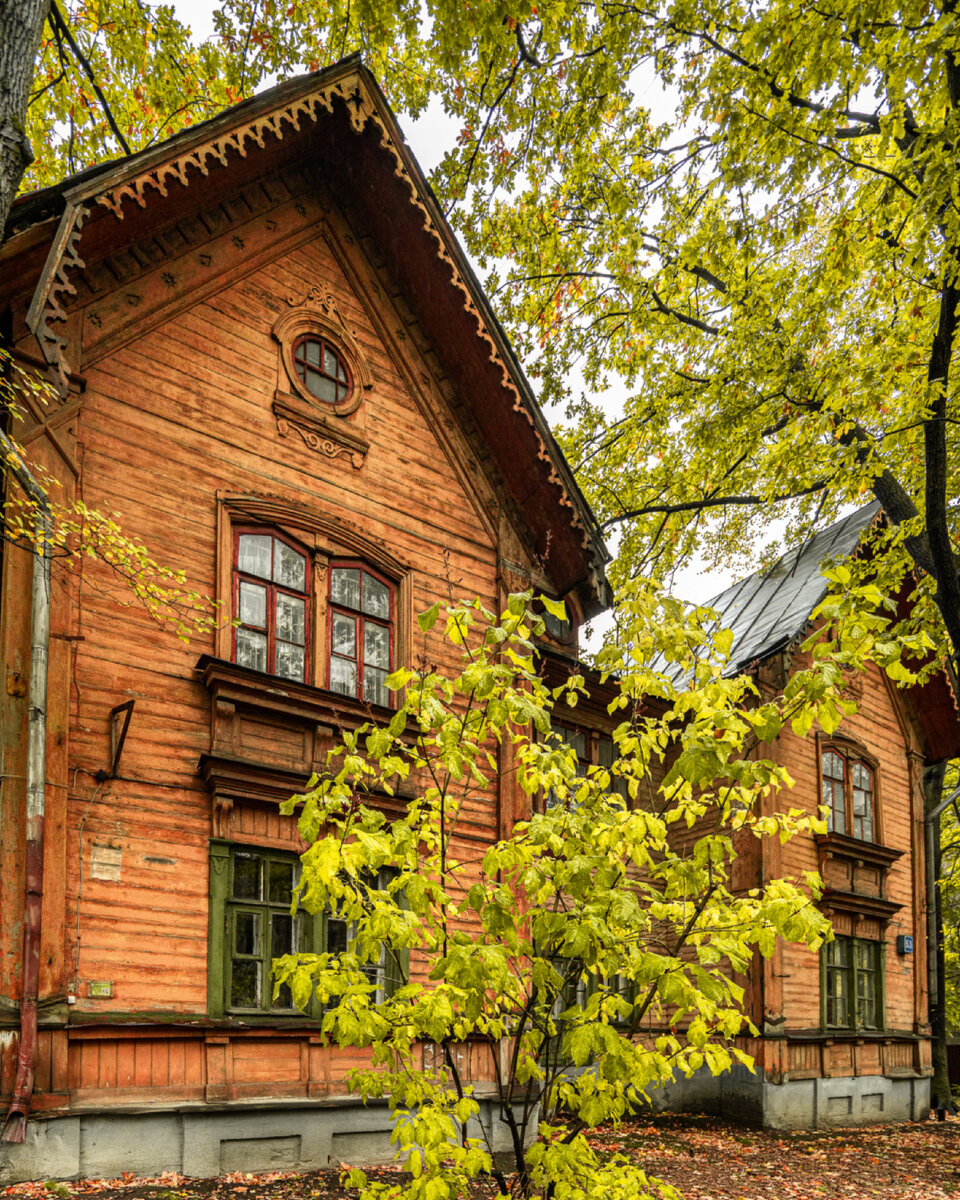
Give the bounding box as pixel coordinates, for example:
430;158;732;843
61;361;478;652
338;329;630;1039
67;1010;325;1033
196;657;408;820
196;655;397;727
772;1029;922;1043
819;886;903;923
814;831;904;872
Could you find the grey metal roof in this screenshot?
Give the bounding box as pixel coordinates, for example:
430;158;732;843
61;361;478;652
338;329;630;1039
705;502;883;672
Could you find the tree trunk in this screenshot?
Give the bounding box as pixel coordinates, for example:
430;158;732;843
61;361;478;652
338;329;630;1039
924;761;956;1115
0;0;51;244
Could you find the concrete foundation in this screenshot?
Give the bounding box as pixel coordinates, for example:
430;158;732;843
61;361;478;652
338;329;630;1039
0;1069;930;1182
649;1059;931;1129
0;1095;524;1184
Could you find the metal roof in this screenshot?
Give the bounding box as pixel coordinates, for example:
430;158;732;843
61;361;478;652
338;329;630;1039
705;502;883;672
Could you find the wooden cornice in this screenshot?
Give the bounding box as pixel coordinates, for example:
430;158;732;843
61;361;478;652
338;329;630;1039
198;752;311;807
814;832;904;872
195;654;396;730
820;887;903;923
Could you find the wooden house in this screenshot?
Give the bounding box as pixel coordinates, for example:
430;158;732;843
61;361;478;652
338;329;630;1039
543;503;959;1129
0;59;955;1182
0;59;610;1181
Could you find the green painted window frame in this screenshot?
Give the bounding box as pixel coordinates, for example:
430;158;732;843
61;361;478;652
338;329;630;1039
820;934;886;1032
208;841;409;1020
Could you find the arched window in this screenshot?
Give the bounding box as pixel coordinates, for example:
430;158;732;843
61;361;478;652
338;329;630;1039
232;529;309;683
821;746;876;841
328;563;394;707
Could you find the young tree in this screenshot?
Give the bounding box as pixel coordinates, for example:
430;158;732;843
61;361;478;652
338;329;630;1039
273;586;926;1200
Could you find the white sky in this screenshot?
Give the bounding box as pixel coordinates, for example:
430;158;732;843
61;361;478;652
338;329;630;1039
170;2;744;609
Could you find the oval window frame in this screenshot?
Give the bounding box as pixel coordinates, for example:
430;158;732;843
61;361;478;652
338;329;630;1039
273;307;371;418
291;334;353;407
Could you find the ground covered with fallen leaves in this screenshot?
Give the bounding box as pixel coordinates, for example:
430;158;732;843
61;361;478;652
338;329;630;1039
3;1113;958;1200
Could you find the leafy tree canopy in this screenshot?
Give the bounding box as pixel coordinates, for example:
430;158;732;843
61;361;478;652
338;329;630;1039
13;0;960;674
271;582;937;1199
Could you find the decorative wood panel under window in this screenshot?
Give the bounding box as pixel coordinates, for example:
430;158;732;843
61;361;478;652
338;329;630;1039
823;935;883;1031
233;529;310;683
821;746;876;841
328;563;394;707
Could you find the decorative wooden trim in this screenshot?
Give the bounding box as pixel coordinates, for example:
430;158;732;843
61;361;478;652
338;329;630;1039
207;840;230;1018
122;90;366;213
218;493;410;577
22;62;607;604
272;392;369;468
80;200;326;371
814;832;904;872
199;752;314;809
820;887;903;923
26;202;90;391
318;211;502;553
196;654;401;731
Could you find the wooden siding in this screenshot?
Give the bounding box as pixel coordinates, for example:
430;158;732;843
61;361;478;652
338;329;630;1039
1;177;517;1114
760;651;929;1064
0;162;939;1124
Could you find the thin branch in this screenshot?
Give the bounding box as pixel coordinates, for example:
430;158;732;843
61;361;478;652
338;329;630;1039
650;287;720;335
599;481;829;530
48;1;131;155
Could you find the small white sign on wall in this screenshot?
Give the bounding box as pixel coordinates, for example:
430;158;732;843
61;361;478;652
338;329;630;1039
90;842;122;882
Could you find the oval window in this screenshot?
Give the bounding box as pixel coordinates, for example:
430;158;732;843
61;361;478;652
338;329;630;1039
292;336;351;405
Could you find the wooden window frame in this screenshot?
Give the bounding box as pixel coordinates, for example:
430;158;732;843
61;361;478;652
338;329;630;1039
539;724;628;810
207;841;409;1021
818;738;882;844
272;308;370;418
327;561;395;708
292;334;352;407
215;497;413;705
820;933;886;1033
232;526;311;683
208;841;323;1020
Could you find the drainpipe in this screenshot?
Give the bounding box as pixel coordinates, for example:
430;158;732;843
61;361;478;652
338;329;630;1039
924;777;960;1116
0;427;51;1145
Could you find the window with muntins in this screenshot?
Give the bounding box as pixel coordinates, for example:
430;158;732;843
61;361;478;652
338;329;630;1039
209;844;407;1019
292;335;351;406
233;530;309;683
545;724;588;810
328;563;394;707
225;847;315;1014
542;727;630;809
821;747;876;841
823;935;882;1030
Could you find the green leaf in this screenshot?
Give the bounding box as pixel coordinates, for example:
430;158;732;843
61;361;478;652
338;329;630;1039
418;602;441;632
